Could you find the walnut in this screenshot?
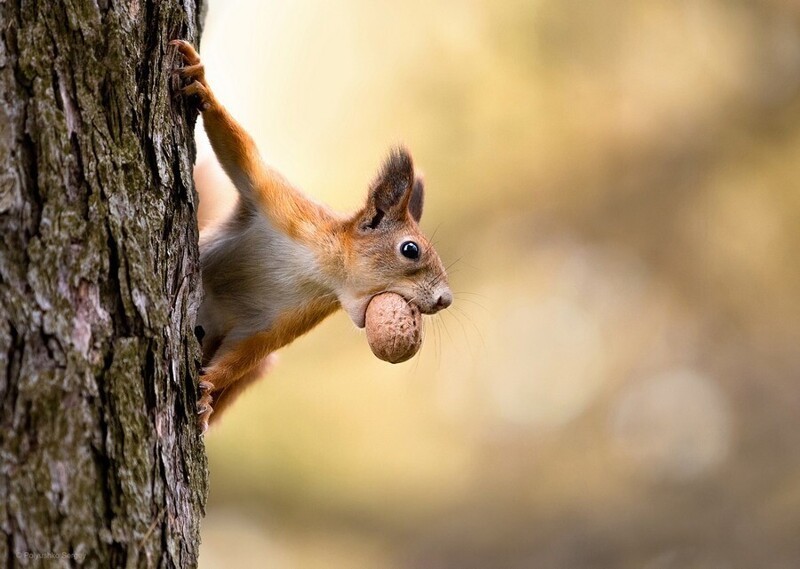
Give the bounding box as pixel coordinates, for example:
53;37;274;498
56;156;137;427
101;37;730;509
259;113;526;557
365;293;423;363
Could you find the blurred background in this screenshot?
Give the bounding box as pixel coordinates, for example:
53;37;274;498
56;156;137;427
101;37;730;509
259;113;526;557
195;1;800;567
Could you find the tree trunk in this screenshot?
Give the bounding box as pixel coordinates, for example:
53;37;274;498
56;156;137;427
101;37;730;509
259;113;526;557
0;2;207;567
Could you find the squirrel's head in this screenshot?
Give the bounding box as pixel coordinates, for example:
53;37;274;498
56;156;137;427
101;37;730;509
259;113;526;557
338;148;452;328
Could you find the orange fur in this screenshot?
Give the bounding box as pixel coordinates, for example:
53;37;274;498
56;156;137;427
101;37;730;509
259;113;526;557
210;354;277;419
202;101;331;242
205;296;339;392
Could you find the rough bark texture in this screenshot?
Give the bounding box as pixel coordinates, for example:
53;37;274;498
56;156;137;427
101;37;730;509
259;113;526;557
0;1;207;567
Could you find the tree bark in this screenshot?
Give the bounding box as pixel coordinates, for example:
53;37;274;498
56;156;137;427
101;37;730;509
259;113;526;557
0;1;207;567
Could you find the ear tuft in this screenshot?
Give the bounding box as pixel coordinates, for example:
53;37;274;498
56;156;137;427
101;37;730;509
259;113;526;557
369;147;415;213
379;146;414;189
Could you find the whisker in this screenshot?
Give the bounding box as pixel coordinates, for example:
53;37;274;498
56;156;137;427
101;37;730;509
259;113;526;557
444;257;462;273
451;305;486;349
444;307;471;348
427;256;463;289
430;316;442;373
429;267;453;288
443;310;481;367
453;258;480;271
438;313;454;346
421;224;442;257
410;334;423;374
453;296;489;311
453;291;489;298
428;223;442;244
435;318;443;372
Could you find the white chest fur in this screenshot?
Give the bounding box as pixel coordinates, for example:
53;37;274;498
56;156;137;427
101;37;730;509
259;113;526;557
197;210;331;343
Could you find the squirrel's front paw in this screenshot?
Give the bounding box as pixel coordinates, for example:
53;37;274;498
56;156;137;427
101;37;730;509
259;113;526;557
170;39;213;111
197;377;214;434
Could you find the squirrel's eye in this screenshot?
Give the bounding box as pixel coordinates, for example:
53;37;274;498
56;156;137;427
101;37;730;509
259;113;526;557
400;241;420;260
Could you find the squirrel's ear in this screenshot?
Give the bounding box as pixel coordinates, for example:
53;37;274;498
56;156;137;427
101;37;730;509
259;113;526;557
360;148;414;230
408;177;424;223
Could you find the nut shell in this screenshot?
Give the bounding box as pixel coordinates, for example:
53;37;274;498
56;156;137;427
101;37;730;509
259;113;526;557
365;293;423;363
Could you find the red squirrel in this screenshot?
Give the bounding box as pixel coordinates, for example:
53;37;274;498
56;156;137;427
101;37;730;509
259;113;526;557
171;40;452;431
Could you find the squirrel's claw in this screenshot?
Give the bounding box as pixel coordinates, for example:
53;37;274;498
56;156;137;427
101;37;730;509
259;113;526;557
196;378;215;435
177;80;212;111
175;63;206;84
170;39;201;65
198;416;211;436
180;80;207;97
197;403;213;435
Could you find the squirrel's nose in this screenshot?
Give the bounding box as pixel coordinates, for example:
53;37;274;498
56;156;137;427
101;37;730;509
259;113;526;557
435;291;453;310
